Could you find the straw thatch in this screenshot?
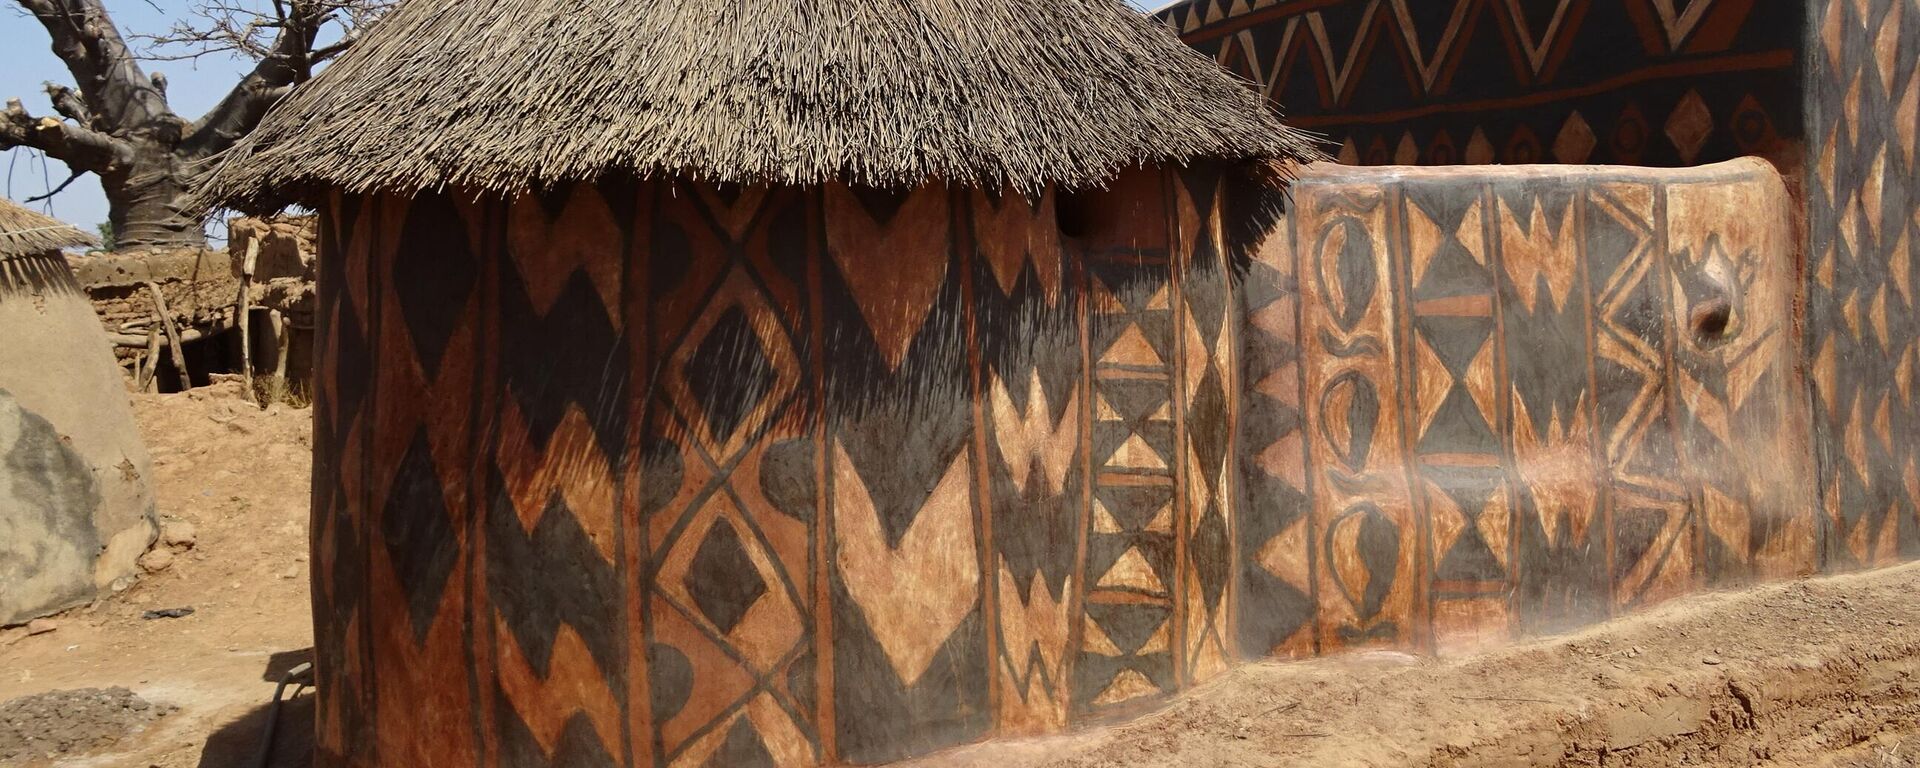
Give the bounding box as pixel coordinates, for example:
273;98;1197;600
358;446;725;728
0;198;98;258
198;0;1319;210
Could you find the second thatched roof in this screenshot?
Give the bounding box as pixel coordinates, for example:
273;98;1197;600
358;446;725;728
199;0;1318;210
0;198;97;258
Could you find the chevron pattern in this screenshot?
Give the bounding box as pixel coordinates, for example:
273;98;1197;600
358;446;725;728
1158;0;1801;171
310;169;1248;767
1235;160;1816;660
1807;0;1920;569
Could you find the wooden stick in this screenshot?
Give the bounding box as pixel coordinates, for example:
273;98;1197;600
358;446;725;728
236;238;261;402
136;327;160;393
145;282;191;392
110;314;239;348
270;309;291;393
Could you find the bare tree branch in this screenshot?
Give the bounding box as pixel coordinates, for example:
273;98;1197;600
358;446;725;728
2;97;134;173
23;168;83;202
14;0;175;133
5;0;390;247
43;82;91;125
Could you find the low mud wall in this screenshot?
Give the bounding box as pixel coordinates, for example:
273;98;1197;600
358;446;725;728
1240;158;1821;660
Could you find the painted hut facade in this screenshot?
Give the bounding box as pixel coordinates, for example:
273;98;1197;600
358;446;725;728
0;199;157;625
199;1;1315;765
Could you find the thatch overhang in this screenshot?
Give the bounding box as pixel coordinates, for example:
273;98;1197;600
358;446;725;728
0;198;98;258
197;0;1320;212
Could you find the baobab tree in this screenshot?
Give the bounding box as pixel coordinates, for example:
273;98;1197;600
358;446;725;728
1;1;388;248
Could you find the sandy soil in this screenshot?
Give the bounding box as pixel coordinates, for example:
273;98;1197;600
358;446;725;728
0;381;315;768
0;381;1915;767
909;564;1920;768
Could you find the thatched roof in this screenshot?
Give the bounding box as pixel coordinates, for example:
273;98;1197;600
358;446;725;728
0;198;97;258
198;0;1319;210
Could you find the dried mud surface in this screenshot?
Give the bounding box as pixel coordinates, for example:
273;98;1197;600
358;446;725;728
911;564;1920;768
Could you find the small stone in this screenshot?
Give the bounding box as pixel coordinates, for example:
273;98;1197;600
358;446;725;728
138;548;176;573
160;521;197;550
1703;656;1724;665
25;619;56;636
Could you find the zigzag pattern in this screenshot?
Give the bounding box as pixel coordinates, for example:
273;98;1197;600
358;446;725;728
1158;0;1797;170
1807;0;1920;568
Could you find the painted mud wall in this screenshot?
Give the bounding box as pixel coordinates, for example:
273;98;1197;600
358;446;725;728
1159;0;1920;571
1806;0;1920;567
308;166;1248;767
0;252;157;625
1240;159;1817;658
1155;0;1803;168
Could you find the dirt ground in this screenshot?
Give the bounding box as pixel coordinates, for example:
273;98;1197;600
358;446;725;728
0;381;315;768
908;563;1920;768
0;382;1916;767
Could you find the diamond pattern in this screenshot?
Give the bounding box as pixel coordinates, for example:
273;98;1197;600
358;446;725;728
686;306;777;444
686;519;768;636
380;429;458;643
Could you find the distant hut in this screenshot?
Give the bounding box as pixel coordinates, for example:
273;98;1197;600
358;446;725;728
199;1;1314;764
0;199;156;625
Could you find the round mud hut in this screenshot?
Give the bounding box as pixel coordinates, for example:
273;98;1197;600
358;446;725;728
199;1;1315;764
0;198;156;626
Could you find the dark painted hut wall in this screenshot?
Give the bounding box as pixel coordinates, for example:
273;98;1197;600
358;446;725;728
309;167;1241;767
1806;0;1920;568
1237;159;1817;658
1155;0;1804;168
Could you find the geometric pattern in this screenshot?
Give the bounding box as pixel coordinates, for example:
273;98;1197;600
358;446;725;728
309;167;1245;767
1806;0;1920;569
1157;0;1802;171
1077;174;1185;719
1288;175;1424;653
1243;159;1817;658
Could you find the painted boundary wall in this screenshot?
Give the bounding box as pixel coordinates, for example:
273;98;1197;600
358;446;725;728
1160;0;1920;570
1240;158;1816;660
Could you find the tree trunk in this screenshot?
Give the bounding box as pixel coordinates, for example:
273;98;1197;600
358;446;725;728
99;127;205;249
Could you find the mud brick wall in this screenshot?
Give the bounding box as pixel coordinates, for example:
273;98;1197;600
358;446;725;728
1239;159;1819;660
1156;0;1803;169
71;248;241;367
308;167;1247;767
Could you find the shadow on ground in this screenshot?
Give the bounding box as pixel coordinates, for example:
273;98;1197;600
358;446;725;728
197;648;316;768
262;647;314;683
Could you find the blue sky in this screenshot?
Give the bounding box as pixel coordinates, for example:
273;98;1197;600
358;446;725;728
2;0;1164;232
2;2;259;231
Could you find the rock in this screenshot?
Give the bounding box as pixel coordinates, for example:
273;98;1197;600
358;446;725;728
137;548;175;573
25;619;56;636
159;521;197;550
1703;656;1724;665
